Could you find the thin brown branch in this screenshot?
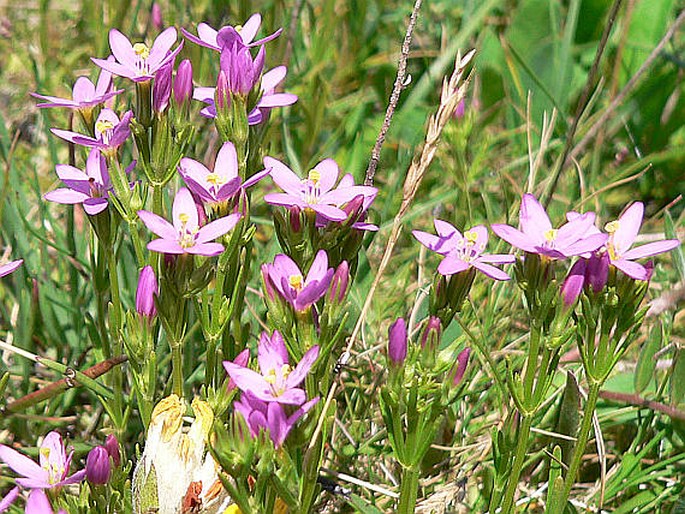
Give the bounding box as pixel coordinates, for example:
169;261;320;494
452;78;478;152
364;0;423;186
598;390;685;421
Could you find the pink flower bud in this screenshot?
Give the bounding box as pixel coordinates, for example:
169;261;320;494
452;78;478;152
261;264;276;301
289;206;302;233
151;3;163;30
585;252;608;293
173;59;193;107
388;318;407;366
153;61;172;113
215;70;231;111
420;316;442;350
561;259;586;308
450;347;471;387
135;265;158;318
86;446;111;485
453;98;466;119
328;261;349;304
105;434;121;467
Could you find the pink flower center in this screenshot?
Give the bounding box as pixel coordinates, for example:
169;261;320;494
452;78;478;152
264;364;292;396
133;43;151;76
177;213;198;249
289;274;303;292
302;170;321;204
95;119;114;145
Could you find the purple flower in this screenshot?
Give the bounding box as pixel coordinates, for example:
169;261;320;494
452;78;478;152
178;142;269;205
31;61;123;110
264;157;376;222
92;27;183;82
388;318;407;366
0;431;86;489
85;446;111;485
604;202;680;280
138;187;241;256
43;148;118;215
173;59;193;107
51;109;132;152
261;250;334;311
0;259;22;278
135;265;158;318
249;66;298;123
223;330;319;405
25;489;67;514
413;221;515;280
234;391;319;448
314;172;378;231
491;194;608;259
181;14;282;52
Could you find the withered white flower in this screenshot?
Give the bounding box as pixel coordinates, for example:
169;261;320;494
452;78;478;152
132;395;233;514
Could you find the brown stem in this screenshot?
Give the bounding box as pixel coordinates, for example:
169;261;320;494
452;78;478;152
598;389;685;421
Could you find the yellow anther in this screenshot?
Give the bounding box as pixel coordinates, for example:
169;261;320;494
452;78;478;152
281;364;292;377
179;213;190;224
133;42;150;60
235;24;243;33
289;274;303;291
604;220;620;234
95;119;114;134
307;169;321;184
265;369;277;385
206;174;226;186
464;231;478;244
544;229;558;242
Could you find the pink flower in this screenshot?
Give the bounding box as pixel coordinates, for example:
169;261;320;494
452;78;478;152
604;202;680;280
413;220;514;280
92;27;183;82
491;194;608;259
138;188;241;256
261;250;334;311
223;330;319;405
0;431;86;490
51;109;132;152
181;14;282;52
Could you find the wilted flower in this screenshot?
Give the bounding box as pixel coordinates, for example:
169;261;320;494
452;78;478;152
181;14;282;52
135;265;158;318
491;194;608;259
0;431;86;489
223;330;319;405
31;61;123;110
133;395;232;514
261;250;334;311
603;202;680;280
43;148;124;215
85;446;111;485
413;220;514;280
92;27;183;82
388;318;407;366
234;391;319;448
178;142;269;206
138;187;241;256
0;259;22;278
51;109;133;153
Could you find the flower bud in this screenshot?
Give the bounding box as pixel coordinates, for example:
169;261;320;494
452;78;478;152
453;98;466;119
105;434;121;467
343;195;364;223
261;264;276;301
173;59;193;108
151;3;163;31
419;316;442;368
328;261;349;304
136;265;158;318
289;206;302;233
215;70;231;112
153;61;173;113
561;259;586;308
387;318;407;366
585;252;608;293
86;446;112;485
449;347;471;387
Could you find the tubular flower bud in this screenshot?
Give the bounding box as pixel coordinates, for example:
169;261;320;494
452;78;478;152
388;318;408;366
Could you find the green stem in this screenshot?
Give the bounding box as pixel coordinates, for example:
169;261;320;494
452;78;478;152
152;182;164;216
523;324;542;399
500;415;534;514
170;340;184;398
557;383;601;510
397;466;421;514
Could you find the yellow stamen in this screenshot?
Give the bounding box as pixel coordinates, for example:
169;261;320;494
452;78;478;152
604;220;620;233
544;229;558;242
307;169;321;184
281;364;292;376
464;230;478;244
235;24;243;33
206;174;226;186
95;119;114;134
179;213;190;224
289;274;303;291
133;42;150;60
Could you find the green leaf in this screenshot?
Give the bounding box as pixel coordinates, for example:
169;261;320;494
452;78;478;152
556;371;580;465
346;493;385;514
634;324;662;395
670;347;685;407
664;209;685;281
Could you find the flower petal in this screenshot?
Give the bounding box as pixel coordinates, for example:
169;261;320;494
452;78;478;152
83;197;109;216
612;258;650;280
622;240;680;260
309;204;347;222
258;330;288;375
437;257;469;276
285;345;320;390
0;444;45;480
172;188;199;233
491;224;538;253
44;189;90;205
614;202;644;256
304;250;329;285
265;156;303;196
138;210;178;240
519;193;552;240
214;142;239;180
313;159;339;194
185;242;225;256
472;261;512;281
108;29;136;68
195;213;241;243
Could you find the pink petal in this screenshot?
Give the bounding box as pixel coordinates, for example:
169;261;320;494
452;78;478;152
612;258;650;280
71;77;96;103
258;331;288;374
472;261;511;281
265;156;303;196
491;224;538;253
83;197;109;216
519;193;552;239
91;58;139;81
172;188;199;232
273;254;302;279
613;202;644;256
26;489;53;512
240;13;261;43
214;141;239;180
138;210;178;240
434;219;460;239
243;168;270;189
179;157;211;183
147;238;184;254
257;93;298;108
0;486;20;511
622;240;680;260
478;253;516;264
437;257;469;276
0;259;23;278
195;213;241;243
185;242;225;256
313;159;339;194
223;364;273;397
310;204;347;222
286;345;320;389
0;444;45;480
44;189;90;205
305;250;329;285
108;29;136;68
264;192;306;208
148;27;177;66
261;66;287;91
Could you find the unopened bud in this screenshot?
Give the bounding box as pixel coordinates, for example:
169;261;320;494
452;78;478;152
86;446;112;485
151;3;163;30
387;318;407;366
289;206;302;233
136;265;158;318
227;349;250;391
105;434;121;467
173;59;193;107
449;347;471;387
561;259;586;308
153;61;172;113
420;316;442;357
328;261;349;304
585;252;608;293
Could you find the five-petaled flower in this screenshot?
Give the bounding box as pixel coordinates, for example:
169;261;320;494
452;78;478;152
491;193;608;259
43;148;129;215
261;250;334;311
0;431;86;490
181;13;282;52
138;187;241;256
264;157;375;222
51;109;133;153
603;202;680;280
92;27;183;82
223;330;319;405
178;142;269;206
413;220;515;280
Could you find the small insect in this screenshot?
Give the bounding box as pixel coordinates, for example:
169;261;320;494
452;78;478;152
333;351;351;376
317;476;351;498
